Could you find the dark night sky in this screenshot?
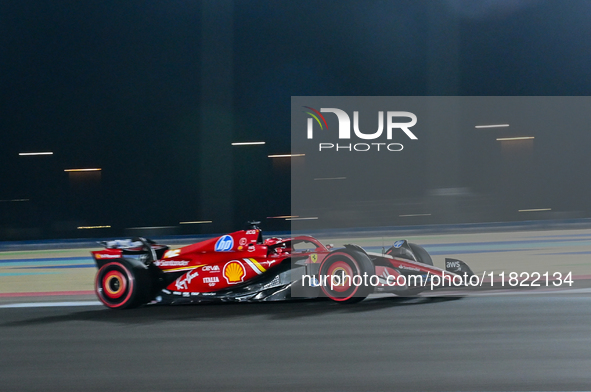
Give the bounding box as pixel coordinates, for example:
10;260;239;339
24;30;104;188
1;0;591;239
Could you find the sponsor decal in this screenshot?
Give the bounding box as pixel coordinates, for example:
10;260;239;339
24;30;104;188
215;235;234;252
203;277;219;284
95;253;121;259
202;265;220;272
446;261;460;269
399;264;420;272
223;260;246;284
164;249;181;258
239;237;248;246
393;240;405;249
155;260;190;267
310;254;318;263
175;269;199;290
247;244;256;252
243;258;267;275
260;259;277;268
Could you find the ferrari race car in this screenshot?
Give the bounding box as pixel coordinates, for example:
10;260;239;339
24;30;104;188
92;223;474;309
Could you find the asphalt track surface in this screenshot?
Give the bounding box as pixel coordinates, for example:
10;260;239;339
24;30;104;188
3;227;591;391
2;294;591;391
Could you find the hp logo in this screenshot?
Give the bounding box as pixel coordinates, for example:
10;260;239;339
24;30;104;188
215;235;234;252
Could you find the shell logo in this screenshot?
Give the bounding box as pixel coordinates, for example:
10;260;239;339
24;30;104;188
223;260;246;284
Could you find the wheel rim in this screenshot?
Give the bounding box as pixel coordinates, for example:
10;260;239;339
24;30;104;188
325;261;354;293
102;270;127;299
320;253;360;301
95;262;135;308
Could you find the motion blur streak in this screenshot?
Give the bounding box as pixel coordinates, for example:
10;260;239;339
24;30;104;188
268;154;305;158
474;124;509;128
179;221;212;224
0;301;100;308
496;136;535;141
63;168;102;172
231;141;266;146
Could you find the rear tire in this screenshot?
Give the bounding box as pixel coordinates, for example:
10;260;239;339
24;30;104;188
319;250;374;304
95;260;152;309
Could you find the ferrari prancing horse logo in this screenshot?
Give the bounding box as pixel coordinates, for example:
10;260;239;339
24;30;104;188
311;254;318;263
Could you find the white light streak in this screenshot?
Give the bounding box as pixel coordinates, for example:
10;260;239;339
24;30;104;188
231;141;266;146
268;154;305;158
496;137;534;141
475;124;510;129
286;217;318;221
19;152;53;156
179;221;212;224
64;168;102;172
518;208;551;212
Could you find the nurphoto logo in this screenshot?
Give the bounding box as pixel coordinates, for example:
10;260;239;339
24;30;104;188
303;106;418;152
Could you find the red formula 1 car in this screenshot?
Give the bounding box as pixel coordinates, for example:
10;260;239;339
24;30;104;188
91;223;474;309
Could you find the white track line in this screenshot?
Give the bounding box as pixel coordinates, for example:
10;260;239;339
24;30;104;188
422;287;591;296
3;288;591;308
0;301;102;308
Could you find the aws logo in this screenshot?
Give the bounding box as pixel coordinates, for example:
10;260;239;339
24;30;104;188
303;106;417;152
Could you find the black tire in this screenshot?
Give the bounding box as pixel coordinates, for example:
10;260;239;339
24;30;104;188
408;243;433;266
398;243;433;296
318;250;375;304
95;259;153;309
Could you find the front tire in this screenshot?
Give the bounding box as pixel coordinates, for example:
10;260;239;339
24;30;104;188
401;243;433;296
95;260;152;309
408;243;433;266
318;250;375;304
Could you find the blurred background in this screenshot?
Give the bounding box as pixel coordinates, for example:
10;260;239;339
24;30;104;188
1;0;590;240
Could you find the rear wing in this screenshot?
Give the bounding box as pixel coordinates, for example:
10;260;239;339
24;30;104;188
98;239;145;249
92;237;169;267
